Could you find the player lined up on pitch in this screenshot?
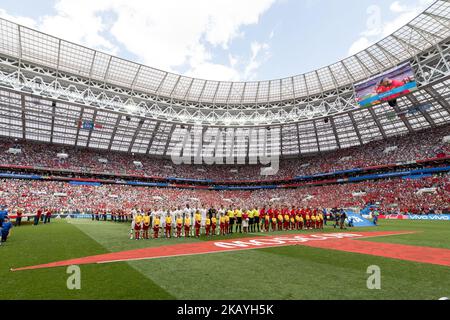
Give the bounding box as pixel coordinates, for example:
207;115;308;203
129;206;327;240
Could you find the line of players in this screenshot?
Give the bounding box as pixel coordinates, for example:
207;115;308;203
130;206;325;240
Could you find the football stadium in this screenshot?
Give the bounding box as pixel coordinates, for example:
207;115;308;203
0;0;449;303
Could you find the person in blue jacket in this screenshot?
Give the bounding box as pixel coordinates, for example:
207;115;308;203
0;216;13;244
348;217;354;227
0;205;8;228
373;211;379;226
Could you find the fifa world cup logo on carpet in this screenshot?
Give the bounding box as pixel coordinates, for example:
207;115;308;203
169;125;280;176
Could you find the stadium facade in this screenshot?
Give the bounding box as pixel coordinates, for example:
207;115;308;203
0;0;449;159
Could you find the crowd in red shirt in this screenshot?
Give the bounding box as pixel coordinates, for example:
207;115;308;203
0;125;448;182
1;174;448;215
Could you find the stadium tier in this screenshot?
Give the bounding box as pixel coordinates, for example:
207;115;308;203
0;1;449;158
0;124;449;183
1;174;449;214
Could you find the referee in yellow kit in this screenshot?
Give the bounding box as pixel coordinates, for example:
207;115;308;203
235;208;243;233
228;208;235;234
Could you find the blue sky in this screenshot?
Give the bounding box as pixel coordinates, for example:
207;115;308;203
0;0;434;81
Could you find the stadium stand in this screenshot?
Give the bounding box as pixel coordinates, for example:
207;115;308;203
1;174;448;215
0;124;448;182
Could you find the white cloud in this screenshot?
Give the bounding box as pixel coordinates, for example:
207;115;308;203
245;41;271;80
269;30;275;40
106;0;276;80
0;1;118;55
0;8;37;28
39;1;118;54
390;1;408;13
348;0;434;56
348;37;372;57
228;54;239;68
0;0;277;81
185;62;241;81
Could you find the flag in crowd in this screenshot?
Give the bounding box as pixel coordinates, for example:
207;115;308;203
76;120;103;130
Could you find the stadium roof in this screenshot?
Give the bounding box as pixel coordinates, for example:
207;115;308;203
0;1;449;105
0;0;449;158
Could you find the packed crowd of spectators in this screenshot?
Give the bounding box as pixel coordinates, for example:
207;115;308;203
0;125;448;182
1;174;448;215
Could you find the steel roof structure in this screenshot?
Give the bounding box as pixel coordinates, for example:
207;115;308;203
0;0;449;159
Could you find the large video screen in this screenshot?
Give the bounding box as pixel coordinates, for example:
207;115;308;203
355;63;417;108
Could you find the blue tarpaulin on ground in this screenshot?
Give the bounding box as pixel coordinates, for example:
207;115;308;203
345;212;376;227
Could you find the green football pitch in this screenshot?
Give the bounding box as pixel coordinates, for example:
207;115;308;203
1;219;449;300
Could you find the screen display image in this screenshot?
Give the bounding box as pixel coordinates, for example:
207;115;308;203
355;63;417;108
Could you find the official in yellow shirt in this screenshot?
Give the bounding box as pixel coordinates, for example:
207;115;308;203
253;209;260;232
228;210;235;234
248;210;255;232
235;209;243;233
